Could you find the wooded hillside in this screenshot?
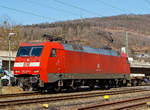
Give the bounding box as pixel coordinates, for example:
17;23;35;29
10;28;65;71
1;14;150;59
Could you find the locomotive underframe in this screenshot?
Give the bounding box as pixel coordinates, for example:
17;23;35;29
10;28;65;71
15;74;40;91
46;73;131;91
15;73;131;91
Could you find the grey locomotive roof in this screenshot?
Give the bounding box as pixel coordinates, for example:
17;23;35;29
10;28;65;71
63;44;120;56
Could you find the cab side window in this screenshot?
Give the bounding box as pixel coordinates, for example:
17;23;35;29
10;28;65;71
50;48;56;57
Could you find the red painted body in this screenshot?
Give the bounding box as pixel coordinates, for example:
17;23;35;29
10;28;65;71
14;42;130;83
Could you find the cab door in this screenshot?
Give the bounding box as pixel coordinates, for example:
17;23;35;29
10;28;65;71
47;48;64;73
47;48;58;73
56;49;64;73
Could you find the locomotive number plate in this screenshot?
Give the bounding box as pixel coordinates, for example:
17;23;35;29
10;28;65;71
24;62;30;67
22;70;31;74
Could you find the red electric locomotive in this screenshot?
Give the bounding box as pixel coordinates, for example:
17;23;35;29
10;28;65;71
13;41;130;91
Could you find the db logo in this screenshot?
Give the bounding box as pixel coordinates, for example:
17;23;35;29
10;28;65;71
24;62;29;67
27;59;30;61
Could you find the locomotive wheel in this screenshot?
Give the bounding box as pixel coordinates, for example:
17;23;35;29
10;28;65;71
89;84;95;90
69;80;78;91
70;83;78;90
23;86;33;91
141;81;146;86
132;80;137;86
101;81;110;90
54;86;62;92
104;84;110;90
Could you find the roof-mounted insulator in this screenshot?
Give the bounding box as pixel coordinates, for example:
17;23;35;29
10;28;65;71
42;34;67;43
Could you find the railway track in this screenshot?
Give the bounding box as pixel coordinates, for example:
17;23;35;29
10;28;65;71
0;88;144;99
0;88;147;99
0;92;39;99
0;88;149;108
77;95;150;110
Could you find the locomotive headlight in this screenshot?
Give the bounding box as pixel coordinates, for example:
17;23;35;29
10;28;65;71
14;62;24;67
34;70;39;73
15;70;20;73
29;62;40;67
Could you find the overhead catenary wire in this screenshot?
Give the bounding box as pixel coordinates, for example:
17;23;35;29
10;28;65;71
95;0;127;13
0;4;56;21
144;0;150;5
96;0;144;14
53;0;103;17
143;0;150;13
23;0;80;17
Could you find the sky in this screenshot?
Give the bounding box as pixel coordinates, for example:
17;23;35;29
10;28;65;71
0;0;149;25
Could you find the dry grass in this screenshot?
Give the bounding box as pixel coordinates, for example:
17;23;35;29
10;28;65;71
2;86;23;94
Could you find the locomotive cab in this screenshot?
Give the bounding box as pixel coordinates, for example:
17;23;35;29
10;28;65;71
14;45;44;90
13;42;65;91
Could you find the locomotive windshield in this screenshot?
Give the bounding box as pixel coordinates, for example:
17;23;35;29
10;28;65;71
17;46;43;57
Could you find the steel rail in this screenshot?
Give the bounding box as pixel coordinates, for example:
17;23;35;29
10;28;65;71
77;95;150;110
0;92;39;98
113;102;146;110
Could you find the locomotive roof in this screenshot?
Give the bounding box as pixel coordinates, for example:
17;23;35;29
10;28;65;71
20;42;120;56
63;44;120;57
